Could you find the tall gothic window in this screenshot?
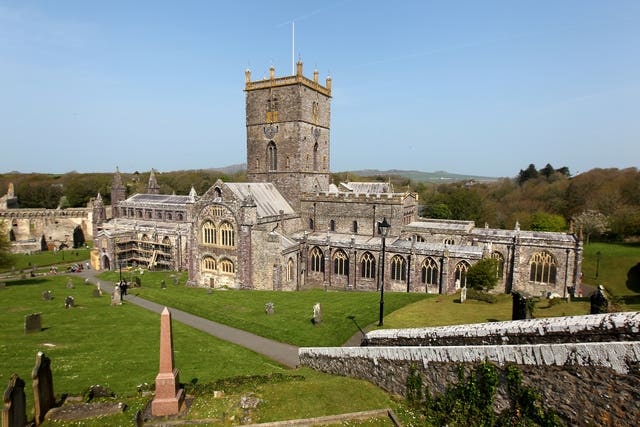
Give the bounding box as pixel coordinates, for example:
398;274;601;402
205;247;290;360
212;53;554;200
219;222;235;247
267;141;277;171
529;251;557;284
202;256;216;271
287;258;294;282
329;219;335;232
421;257;439;286
310;246;324;273
313;142;319;171
353;221;358;233
455;261;470;288
491;251;505;279
391;255;406;281
202;221;216;245
361;252;376;279
333;250;349;276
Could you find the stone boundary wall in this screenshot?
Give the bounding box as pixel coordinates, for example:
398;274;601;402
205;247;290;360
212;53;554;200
364;312;640;346
299;342;640;426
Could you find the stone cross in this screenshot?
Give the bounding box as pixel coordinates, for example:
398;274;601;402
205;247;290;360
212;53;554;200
151;307;185;416
32;351;55;426
2;374;27;427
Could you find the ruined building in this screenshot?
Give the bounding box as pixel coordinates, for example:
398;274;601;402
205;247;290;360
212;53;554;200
92;62;582;296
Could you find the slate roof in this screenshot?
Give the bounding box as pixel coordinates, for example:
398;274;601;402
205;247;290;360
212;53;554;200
407;219;475;233
339;182;394;194
120;193;193;207
225;183;295;218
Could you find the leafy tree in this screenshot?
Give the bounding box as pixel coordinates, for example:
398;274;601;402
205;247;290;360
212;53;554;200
0;221;14;268
529;211;567;232
466;258;499;291
427;202;452;219
572;210;609;244
540;163;555;179
555;166;570;177
517;164;538;185
58;195;70;209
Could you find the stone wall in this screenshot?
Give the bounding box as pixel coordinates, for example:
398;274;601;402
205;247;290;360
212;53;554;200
299;342;640;426
364;312;640;346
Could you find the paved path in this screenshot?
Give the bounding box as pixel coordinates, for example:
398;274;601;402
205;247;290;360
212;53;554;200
75;269;300;368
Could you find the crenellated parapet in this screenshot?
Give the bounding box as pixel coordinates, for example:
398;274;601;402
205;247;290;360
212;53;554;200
0;208;90;219
245;61;332;97
302;191;412;204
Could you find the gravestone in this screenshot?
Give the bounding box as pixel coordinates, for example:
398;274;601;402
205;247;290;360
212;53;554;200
64;296;75;309
84;278;90;285
312;303;322;325
265;302;275;315
460;286;467;303
42;290;53;301
2;374;27;427
32;351;55;426
207;287;212;294
173;277;179;286
92;288;102;298
151;307;185;416
511;291;532;320
25;313;42;334
161;281;167;289
111;286;122;306
590;285;609;314
66;279;74;289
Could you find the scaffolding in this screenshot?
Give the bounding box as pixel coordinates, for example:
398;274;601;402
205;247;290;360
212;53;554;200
115;237;173;270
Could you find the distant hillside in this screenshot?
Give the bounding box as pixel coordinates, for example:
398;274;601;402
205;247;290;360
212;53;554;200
345;169;499;183
207;163;246;174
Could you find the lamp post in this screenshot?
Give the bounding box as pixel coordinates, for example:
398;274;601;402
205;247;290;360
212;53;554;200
377;217;390;327
595;251;601;279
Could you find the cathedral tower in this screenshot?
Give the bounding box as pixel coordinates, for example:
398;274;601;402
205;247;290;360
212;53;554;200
245;61;331;209
110;167;126;218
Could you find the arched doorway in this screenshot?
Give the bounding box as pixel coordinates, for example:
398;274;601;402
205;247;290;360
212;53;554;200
102;255;111;271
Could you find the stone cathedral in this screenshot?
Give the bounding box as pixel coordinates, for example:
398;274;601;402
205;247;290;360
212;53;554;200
92;62;582;296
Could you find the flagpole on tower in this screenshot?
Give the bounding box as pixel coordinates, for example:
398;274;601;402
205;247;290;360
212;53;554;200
292;20;295;75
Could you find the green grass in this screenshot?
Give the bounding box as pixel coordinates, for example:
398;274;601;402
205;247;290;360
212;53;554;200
97;270;430;347
0;248;91;273
582;242;640;309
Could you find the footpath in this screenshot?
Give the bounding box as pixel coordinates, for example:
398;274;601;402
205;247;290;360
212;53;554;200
74;269;300;368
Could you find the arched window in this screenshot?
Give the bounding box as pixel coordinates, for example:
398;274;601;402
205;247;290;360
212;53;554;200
529;251;557;284
146;210;152;219
455;261;470;288
286;258;294;282
491;251;505;279
267;141;277;171
214;187;222;200
361;252;376;279
202;256;216;271
156;211;163;219
309;218;314;230
333;250;349;276
415;235;425;242
177;213;184;221
220;259;234;273
313;142;319;171
310;246;324;273
353;221;358;233
167;212;173;220
444;238;455;245
162;236;171;245
220;222;235;247
329;219;335;232
202;221;216;245
391;255;406;281
421;257;439;285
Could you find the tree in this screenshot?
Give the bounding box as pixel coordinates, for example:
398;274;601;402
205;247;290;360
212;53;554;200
0;221;13;268
517;164;538;185
466;258;499;291
529;211;567;232
540;163;555;179
572;210;609;244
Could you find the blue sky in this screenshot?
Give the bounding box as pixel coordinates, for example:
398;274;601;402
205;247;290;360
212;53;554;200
1;1;638;177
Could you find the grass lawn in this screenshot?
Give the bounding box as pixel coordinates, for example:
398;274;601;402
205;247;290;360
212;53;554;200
0;248;91;273
97;270;430;347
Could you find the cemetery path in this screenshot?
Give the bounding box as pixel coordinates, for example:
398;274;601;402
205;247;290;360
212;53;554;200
74;270;300;369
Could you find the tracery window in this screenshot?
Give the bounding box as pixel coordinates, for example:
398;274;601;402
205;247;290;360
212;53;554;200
454;261;470;288
202;256;216;271
267;141;277;171
220;222;235;247
333;250;349;276
421;257;439;285
220;259;234;273
287;258;294;282
444;238;455;245
391;255;406;281
529;251;557;284
266;96;278;122
360;252;376;279
310;246;324;273
202;221;216;245
491;251;505;279
415;235;425;242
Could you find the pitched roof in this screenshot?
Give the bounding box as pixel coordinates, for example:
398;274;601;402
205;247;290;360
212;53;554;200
224;183;295;218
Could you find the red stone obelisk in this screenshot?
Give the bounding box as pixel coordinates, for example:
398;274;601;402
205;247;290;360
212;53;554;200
151;307;184;416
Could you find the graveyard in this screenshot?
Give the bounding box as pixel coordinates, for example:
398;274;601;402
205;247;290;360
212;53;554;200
1;242;638;425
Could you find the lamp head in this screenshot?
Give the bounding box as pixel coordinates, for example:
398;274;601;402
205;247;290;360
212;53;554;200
378;217;391;237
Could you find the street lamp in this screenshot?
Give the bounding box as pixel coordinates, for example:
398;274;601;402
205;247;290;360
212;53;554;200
595;251;602;279
377;217;391;327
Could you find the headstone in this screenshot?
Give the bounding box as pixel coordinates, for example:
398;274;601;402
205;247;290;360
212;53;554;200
207;287;212;294
32;351;55;426
151;307;185;416
66;279;74;289
25;313;42;334
265;302;275;315
2;374;27;427
590;285;609;314
42;290;53;301
111;286;122;306
64;296;75;309
173;277;179;286
135;409;144;427
312;303;322;325
84;278;90;285
161;281;167;290
92;288;102;298
460;286;467;303
511;292;532;320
